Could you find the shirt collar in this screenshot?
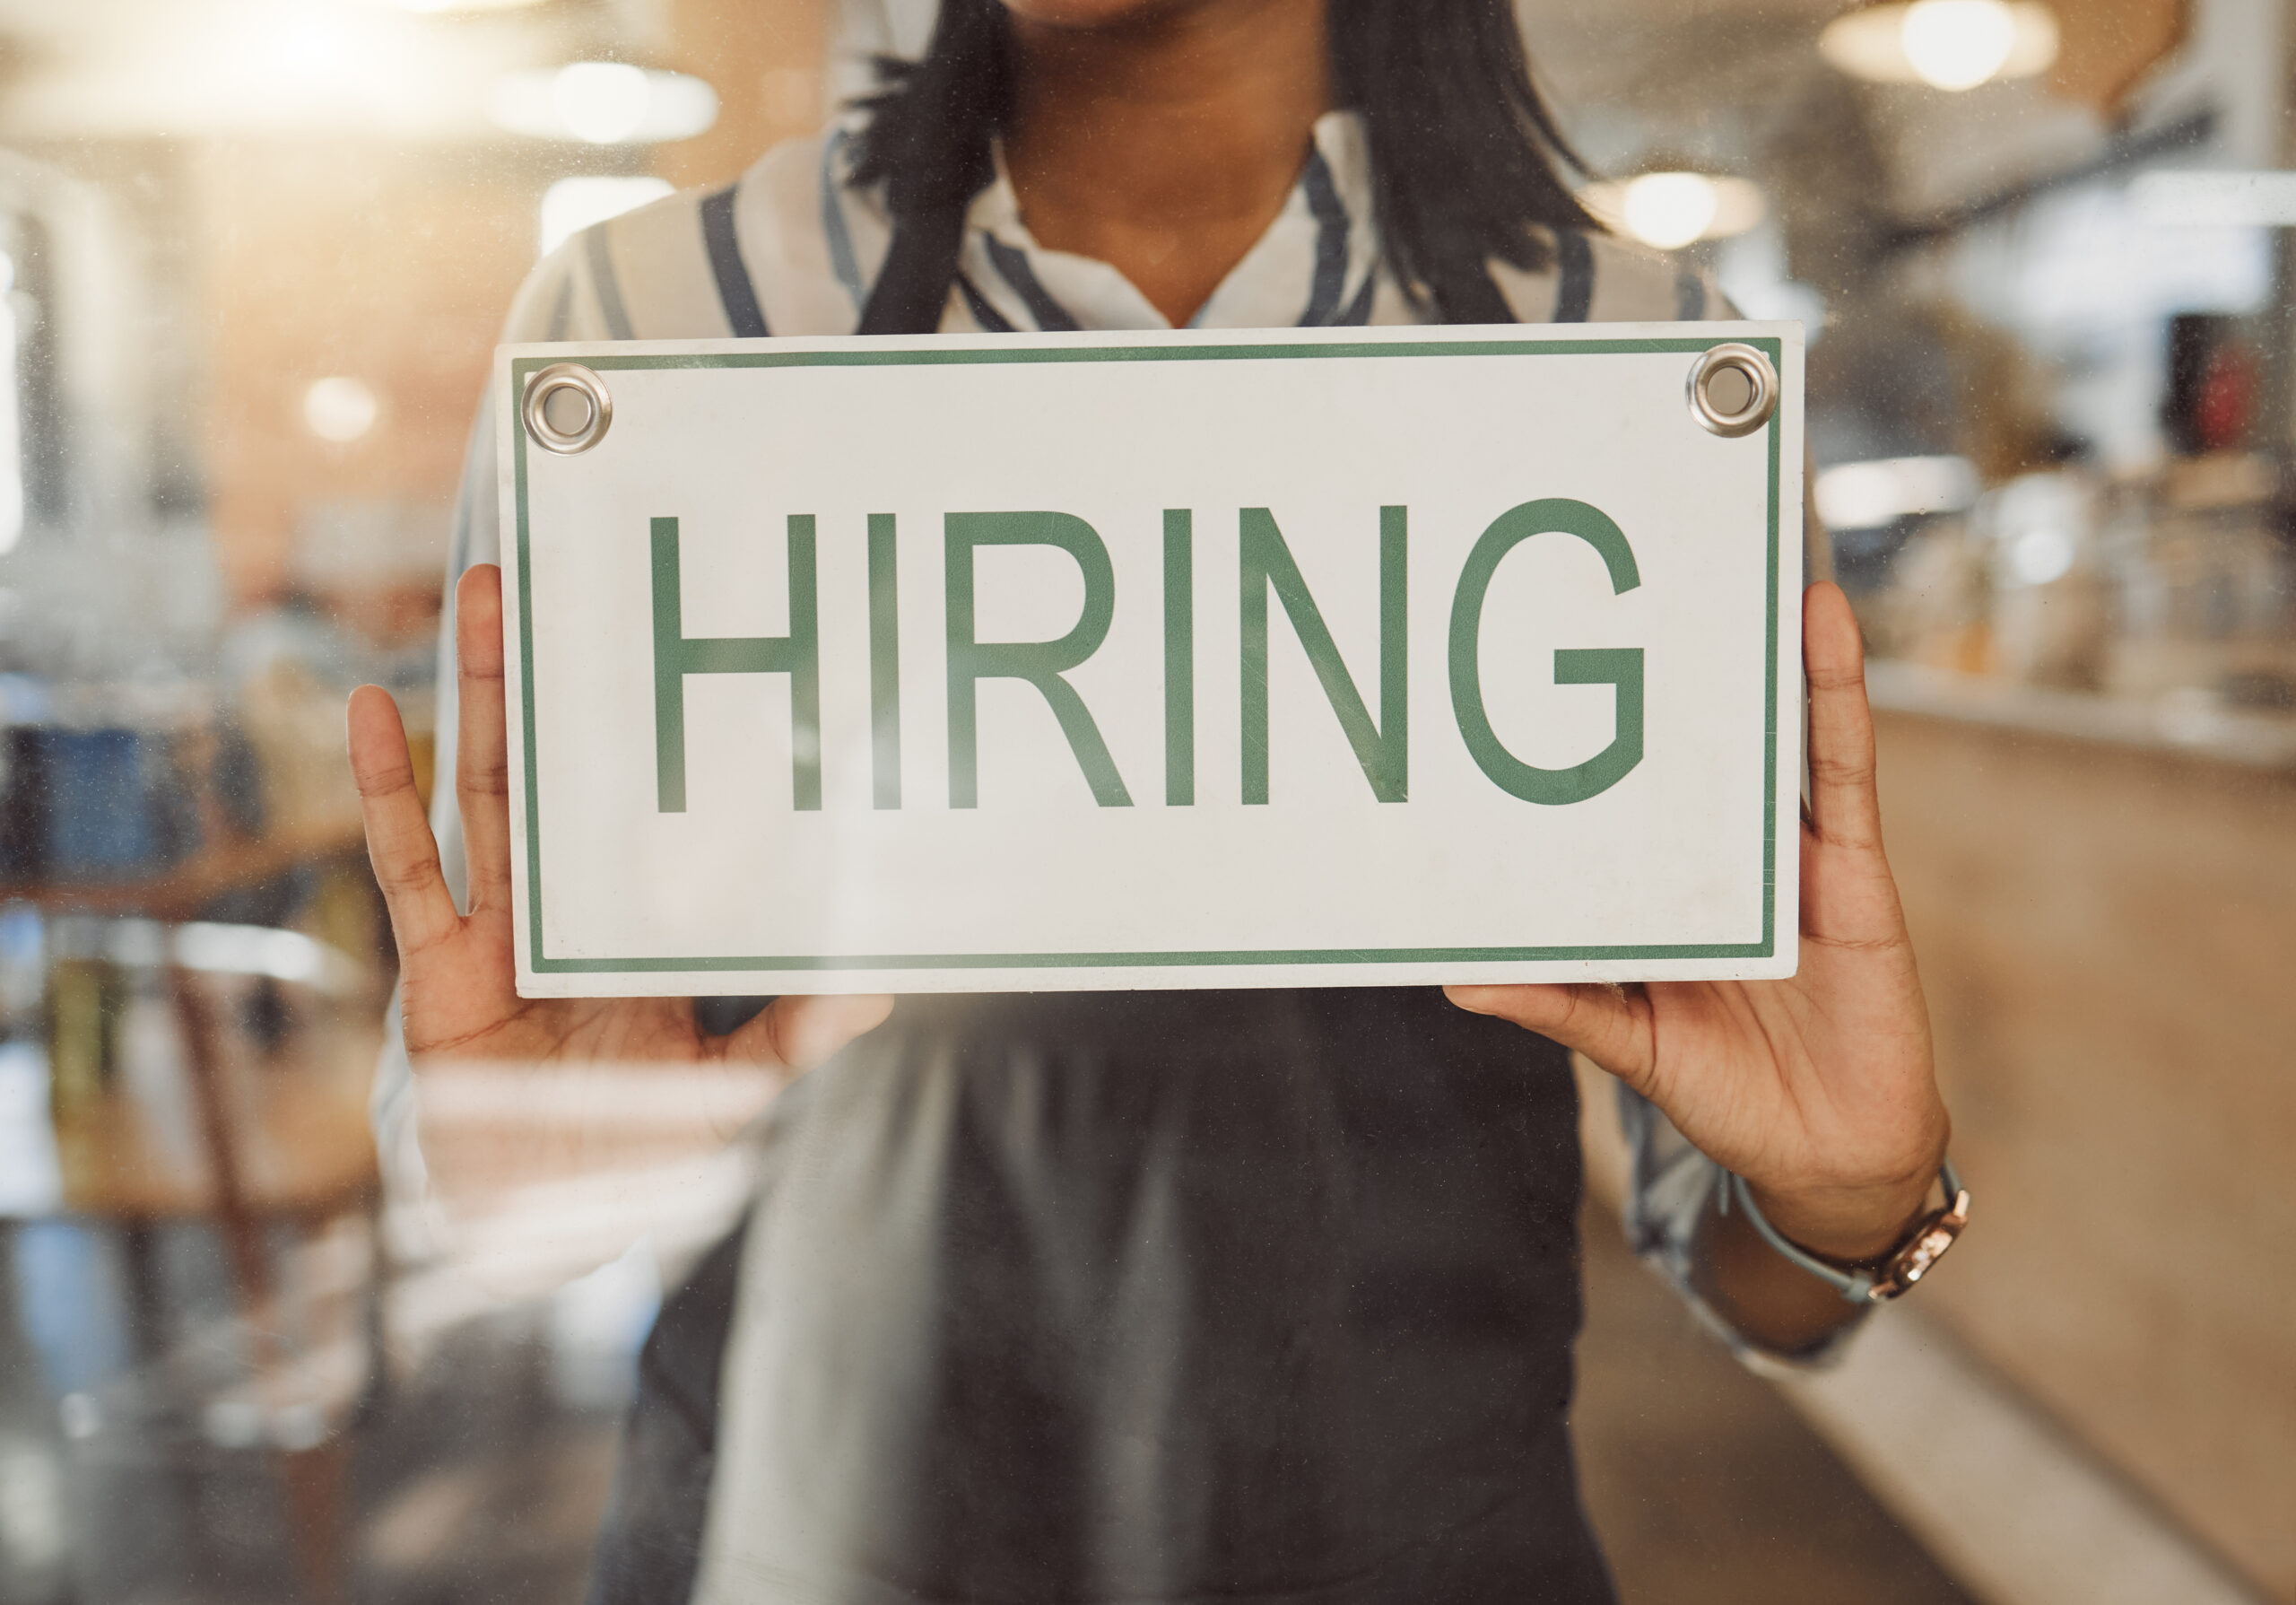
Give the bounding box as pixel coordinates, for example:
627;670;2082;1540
957;110;1382;332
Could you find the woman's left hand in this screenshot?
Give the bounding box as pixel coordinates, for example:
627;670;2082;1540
1448;580;1949;1262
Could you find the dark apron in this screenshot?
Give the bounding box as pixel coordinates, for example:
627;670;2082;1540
585;197;1615;1605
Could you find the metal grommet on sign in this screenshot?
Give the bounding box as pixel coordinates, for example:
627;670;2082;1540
1686;343;1779;438
522;362;613;454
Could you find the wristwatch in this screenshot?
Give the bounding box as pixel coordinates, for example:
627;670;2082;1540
1724;1161;1970;1304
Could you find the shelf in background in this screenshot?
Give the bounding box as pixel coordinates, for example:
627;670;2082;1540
0;824;370;921
1866;660;2296;775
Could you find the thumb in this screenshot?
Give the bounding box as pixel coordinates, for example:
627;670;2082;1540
729;993;895;1074
1445;982;1654;1086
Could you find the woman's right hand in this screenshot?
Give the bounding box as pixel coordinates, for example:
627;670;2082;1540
349;563;892;1077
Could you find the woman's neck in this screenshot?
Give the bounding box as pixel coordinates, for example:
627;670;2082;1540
1004;0;1331;327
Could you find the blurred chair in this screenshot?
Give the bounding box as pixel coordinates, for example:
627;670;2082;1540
0;914;382;1605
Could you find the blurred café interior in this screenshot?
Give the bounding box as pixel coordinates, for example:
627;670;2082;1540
0;0;2288;1601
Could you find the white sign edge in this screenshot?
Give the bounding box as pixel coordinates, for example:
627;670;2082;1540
496;320;1807;999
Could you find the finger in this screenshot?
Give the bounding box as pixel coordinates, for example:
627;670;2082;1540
727;993;895;1073
348;685;462;955
1803;582;1884;853
1444;983;1653;1085
456;566;516;916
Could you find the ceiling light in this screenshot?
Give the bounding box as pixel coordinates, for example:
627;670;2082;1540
1813;456;1980;529
1623;173;1717;249
3;2;481;138
1578;174;1767;250
2006;524;2076;585
1820;1;2058;92
260;13;356;80
383;0;547;11
303;377;379;443
488;63;718;145
1903;0;2016;88
553;63;649;144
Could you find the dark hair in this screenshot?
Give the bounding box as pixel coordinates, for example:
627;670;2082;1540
848;0;1598;317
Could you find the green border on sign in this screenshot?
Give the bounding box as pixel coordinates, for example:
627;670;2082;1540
510;336;1786;973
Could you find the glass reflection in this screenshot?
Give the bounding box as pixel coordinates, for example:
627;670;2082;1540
0;0;2283;1601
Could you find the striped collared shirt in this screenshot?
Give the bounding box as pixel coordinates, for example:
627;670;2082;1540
509;111;1712;345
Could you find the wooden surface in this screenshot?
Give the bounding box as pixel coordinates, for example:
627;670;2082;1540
1873;705;2296;1601
8;1020;378;1225
42;1072;376;1225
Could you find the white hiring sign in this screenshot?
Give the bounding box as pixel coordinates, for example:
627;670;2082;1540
498;323;1804;997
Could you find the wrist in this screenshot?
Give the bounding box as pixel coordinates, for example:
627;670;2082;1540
1744;1168;1941;1265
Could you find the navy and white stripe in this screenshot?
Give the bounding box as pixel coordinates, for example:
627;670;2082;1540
983;236;1082;332
1296;147;1353;327
953;274;1015;333
700;186;770;338
580;222;635;340
819;129;867;314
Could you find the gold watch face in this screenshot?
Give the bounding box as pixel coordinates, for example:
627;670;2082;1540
1874;1190;1971;1300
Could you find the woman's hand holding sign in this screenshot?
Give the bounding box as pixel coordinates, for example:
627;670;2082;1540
1448;581;1949;1348
348;564;892;1085
352;565;1938;1346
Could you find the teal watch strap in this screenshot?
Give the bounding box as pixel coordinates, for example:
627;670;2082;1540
1721;1159;1968;1304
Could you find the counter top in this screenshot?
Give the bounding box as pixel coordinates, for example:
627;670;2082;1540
1865;660;2296;775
